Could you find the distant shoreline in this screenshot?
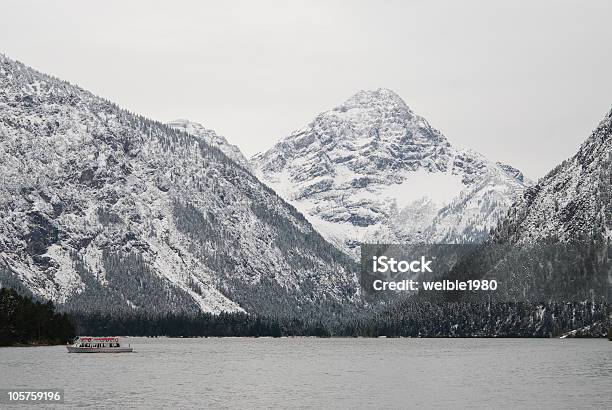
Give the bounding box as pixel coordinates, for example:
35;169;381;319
1;336;608;348
0;342;67;348
5;335;608;346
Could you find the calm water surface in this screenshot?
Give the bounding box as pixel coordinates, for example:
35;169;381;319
1;338;610;409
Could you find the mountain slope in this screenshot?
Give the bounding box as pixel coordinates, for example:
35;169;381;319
0;54;357;315
494;108;612;244
438;109;612;303
251;89;529;253
383;109;612;336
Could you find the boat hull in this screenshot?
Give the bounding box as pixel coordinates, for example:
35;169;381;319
66;346;133;353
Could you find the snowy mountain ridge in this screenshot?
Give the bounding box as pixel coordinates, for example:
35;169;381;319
0;54;358;315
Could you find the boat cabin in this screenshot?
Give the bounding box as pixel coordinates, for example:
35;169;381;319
73;336;122;348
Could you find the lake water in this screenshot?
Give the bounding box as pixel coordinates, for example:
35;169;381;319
1;338;610;408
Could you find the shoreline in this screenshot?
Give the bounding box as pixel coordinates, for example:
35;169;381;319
1;335;608;347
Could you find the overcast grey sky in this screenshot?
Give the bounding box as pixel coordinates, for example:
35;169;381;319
2;0;611;179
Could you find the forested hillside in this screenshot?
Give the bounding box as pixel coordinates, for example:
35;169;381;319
0;288;75;346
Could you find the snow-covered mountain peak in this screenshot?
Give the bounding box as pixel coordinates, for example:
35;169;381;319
252;88;451;178
167;118;251;170
252;89;530;254
336;88;412;114
313;88;444;148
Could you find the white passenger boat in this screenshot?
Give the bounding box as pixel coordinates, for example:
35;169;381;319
66;336;133;353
